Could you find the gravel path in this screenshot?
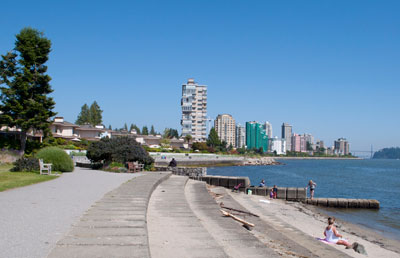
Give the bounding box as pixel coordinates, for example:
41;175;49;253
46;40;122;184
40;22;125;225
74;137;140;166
0;167;140;258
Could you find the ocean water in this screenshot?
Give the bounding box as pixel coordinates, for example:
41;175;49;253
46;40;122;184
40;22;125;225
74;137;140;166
207;159;400;240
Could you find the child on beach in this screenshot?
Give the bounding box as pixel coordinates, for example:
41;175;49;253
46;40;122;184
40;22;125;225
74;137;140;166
307;180;317;200
269;188;274;199
272;185;278;199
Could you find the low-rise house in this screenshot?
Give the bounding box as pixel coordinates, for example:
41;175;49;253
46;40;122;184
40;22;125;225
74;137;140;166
75;125;105;141
50;117;80;140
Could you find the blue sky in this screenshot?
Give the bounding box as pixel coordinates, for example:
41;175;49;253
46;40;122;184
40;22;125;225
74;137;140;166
1;0;399;152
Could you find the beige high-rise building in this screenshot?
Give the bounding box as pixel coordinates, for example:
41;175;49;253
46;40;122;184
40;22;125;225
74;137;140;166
181;79;207;142
214;114;236;147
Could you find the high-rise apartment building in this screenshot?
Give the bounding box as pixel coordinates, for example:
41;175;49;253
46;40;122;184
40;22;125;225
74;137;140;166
181;78;207;142
291;134;307;152
263;121;273;138
246;121;268;152
235;123;246;148
270;136;287;155
334;138;350;155
214;114;236;147
281;123;292;151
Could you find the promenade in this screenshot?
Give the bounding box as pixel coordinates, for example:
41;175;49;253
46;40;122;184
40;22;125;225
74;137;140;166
1;168;398;258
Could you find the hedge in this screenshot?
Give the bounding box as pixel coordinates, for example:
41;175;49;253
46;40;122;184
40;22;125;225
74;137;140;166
36;147;74;172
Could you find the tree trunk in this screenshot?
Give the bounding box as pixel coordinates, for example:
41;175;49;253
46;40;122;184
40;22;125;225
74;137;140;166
20;131;27;154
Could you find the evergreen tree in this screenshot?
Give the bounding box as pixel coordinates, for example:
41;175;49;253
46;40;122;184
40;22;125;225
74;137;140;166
89;101;102;125
75;104;90;125
0;27;56;152
150;125;156;135
129;123;134;132
142;126;149;135
108;125;112;130
124;123;128;131
207;127;221;148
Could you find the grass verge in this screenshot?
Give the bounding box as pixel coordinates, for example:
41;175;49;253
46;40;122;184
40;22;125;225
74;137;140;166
0;163;58;192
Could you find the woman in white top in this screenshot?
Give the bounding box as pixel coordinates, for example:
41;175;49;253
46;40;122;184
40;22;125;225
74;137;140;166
324;217;352;248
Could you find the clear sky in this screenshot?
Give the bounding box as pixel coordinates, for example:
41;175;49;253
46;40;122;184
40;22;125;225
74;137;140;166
1;0;399;152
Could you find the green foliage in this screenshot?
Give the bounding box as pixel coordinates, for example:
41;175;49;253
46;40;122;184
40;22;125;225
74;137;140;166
86;137;154;167
36;147;74;172
373;147;400;159
191;142;208;151
69;151;86;156
130;124;140;134
75;104;90;125
150;125;156;135
124;123;128;131
89;101;102;125
0;27;56;151
109;162;124;167
12;157;39;172
163;128;179;139
75;101;102;126
207;127;221;148
142;126;149;135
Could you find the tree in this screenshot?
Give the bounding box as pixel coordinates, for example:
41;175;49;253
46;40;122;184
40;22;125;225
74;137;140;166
108;124;112;130
75;104;90;125
124;123;128;131
142;126;149;135
150;125;156;135
0;27;56;152
207;127;221;148
130;124;140;134
89;101;102;125
184;134;192;150
306;142;313;151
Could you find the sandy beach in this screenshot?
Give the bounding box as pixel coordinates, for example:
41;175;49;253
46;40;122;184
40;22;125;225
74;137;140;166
220;186;400;258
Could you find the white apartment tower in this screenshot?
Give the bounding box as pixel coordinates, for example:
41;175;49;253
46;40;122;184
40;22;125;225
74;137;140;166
235;123;246;148
214;114;236;147
181;79;207;142
263;121;273;138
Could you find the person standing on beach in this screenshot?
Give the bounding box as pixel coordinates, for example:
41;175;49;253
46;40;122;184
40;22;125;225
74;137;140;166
272;185;278;199
307;180;317;199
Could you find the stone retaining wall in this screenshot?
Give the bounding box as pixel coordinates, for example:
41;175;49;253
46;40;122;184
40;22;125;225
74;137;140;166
303;198;380;209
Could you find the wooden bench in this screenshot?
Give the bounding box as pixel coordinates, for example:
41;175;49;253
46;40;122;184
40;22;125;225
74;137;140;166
39;159;52;175
127;161;144;173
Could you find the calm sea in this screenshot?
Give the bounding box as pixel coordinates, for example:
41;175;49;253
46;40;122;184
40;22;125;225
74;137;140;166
207;159;400;240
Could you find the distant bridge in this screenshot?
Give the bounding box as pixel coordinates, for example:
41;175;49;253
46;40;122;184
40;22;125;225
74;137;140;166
351;146;375;159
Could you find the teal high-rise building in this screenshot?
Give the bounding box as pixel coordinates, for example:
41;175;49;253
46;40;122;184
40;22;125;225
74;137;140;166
246;121;268;152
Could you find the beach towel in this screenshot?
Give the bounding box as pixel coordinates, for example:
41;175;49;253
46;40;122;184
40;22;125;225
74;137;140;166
316;238;334;244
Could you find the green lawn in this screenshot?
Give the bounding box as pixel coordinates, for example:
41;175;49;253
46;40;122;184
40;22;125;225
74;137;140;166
0;163;58;192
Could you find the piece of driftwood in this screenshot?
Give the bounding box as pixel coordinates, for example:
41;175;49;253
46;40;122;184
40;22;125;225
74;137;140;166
220;209;255;227
220;203;259;217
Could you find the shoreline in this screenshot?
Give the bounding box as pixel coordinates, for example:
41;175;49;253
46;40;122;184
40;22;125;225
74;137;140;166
222;187;400;257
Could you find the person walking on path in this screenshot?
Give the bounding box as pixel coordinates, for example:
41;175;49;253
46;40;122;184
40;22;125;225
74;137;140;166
307;180;317;199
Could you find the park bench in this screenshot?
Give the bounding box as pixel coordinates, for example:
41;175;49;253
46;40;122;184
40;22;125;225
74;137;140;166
39;159;52;175
127;161;144;173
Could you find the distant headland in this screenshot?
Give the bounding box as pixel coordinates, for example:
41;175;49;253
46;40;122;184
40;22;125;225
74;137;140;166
373;147;400;159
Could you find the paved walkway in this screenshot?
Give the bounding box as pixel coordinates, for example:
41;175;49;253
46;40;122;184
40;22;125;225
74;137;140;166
148;175;228;258
0;167;140;258
48;172;170;258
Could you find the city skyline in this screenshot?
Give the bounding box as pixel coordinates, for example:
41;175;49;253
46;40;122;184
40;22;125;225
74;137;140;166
1;1;399;151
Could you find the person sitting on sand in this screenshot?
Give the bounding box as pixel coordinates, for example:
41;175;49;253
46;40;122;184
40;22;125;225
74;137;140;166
307;180;317;200
259;179;266;187
272;185;278;199
324;217;353;247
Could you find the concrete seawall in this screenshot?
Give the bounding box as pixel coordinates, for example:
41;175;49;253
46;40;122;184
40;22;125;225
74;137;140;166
191;175;380;209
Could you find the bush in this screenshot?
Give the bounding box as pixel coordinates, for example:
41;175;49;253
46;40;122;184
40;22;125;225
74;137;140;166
87;137;154;167
12;157;39;172
70;151;87;157
36;147;74;172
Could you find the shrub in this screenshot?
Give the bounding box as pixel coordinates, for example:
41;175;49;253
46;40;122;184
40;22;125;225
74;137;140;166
12;157;39;172
70;151;87;157
36;147;74;172
87;137;154;168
